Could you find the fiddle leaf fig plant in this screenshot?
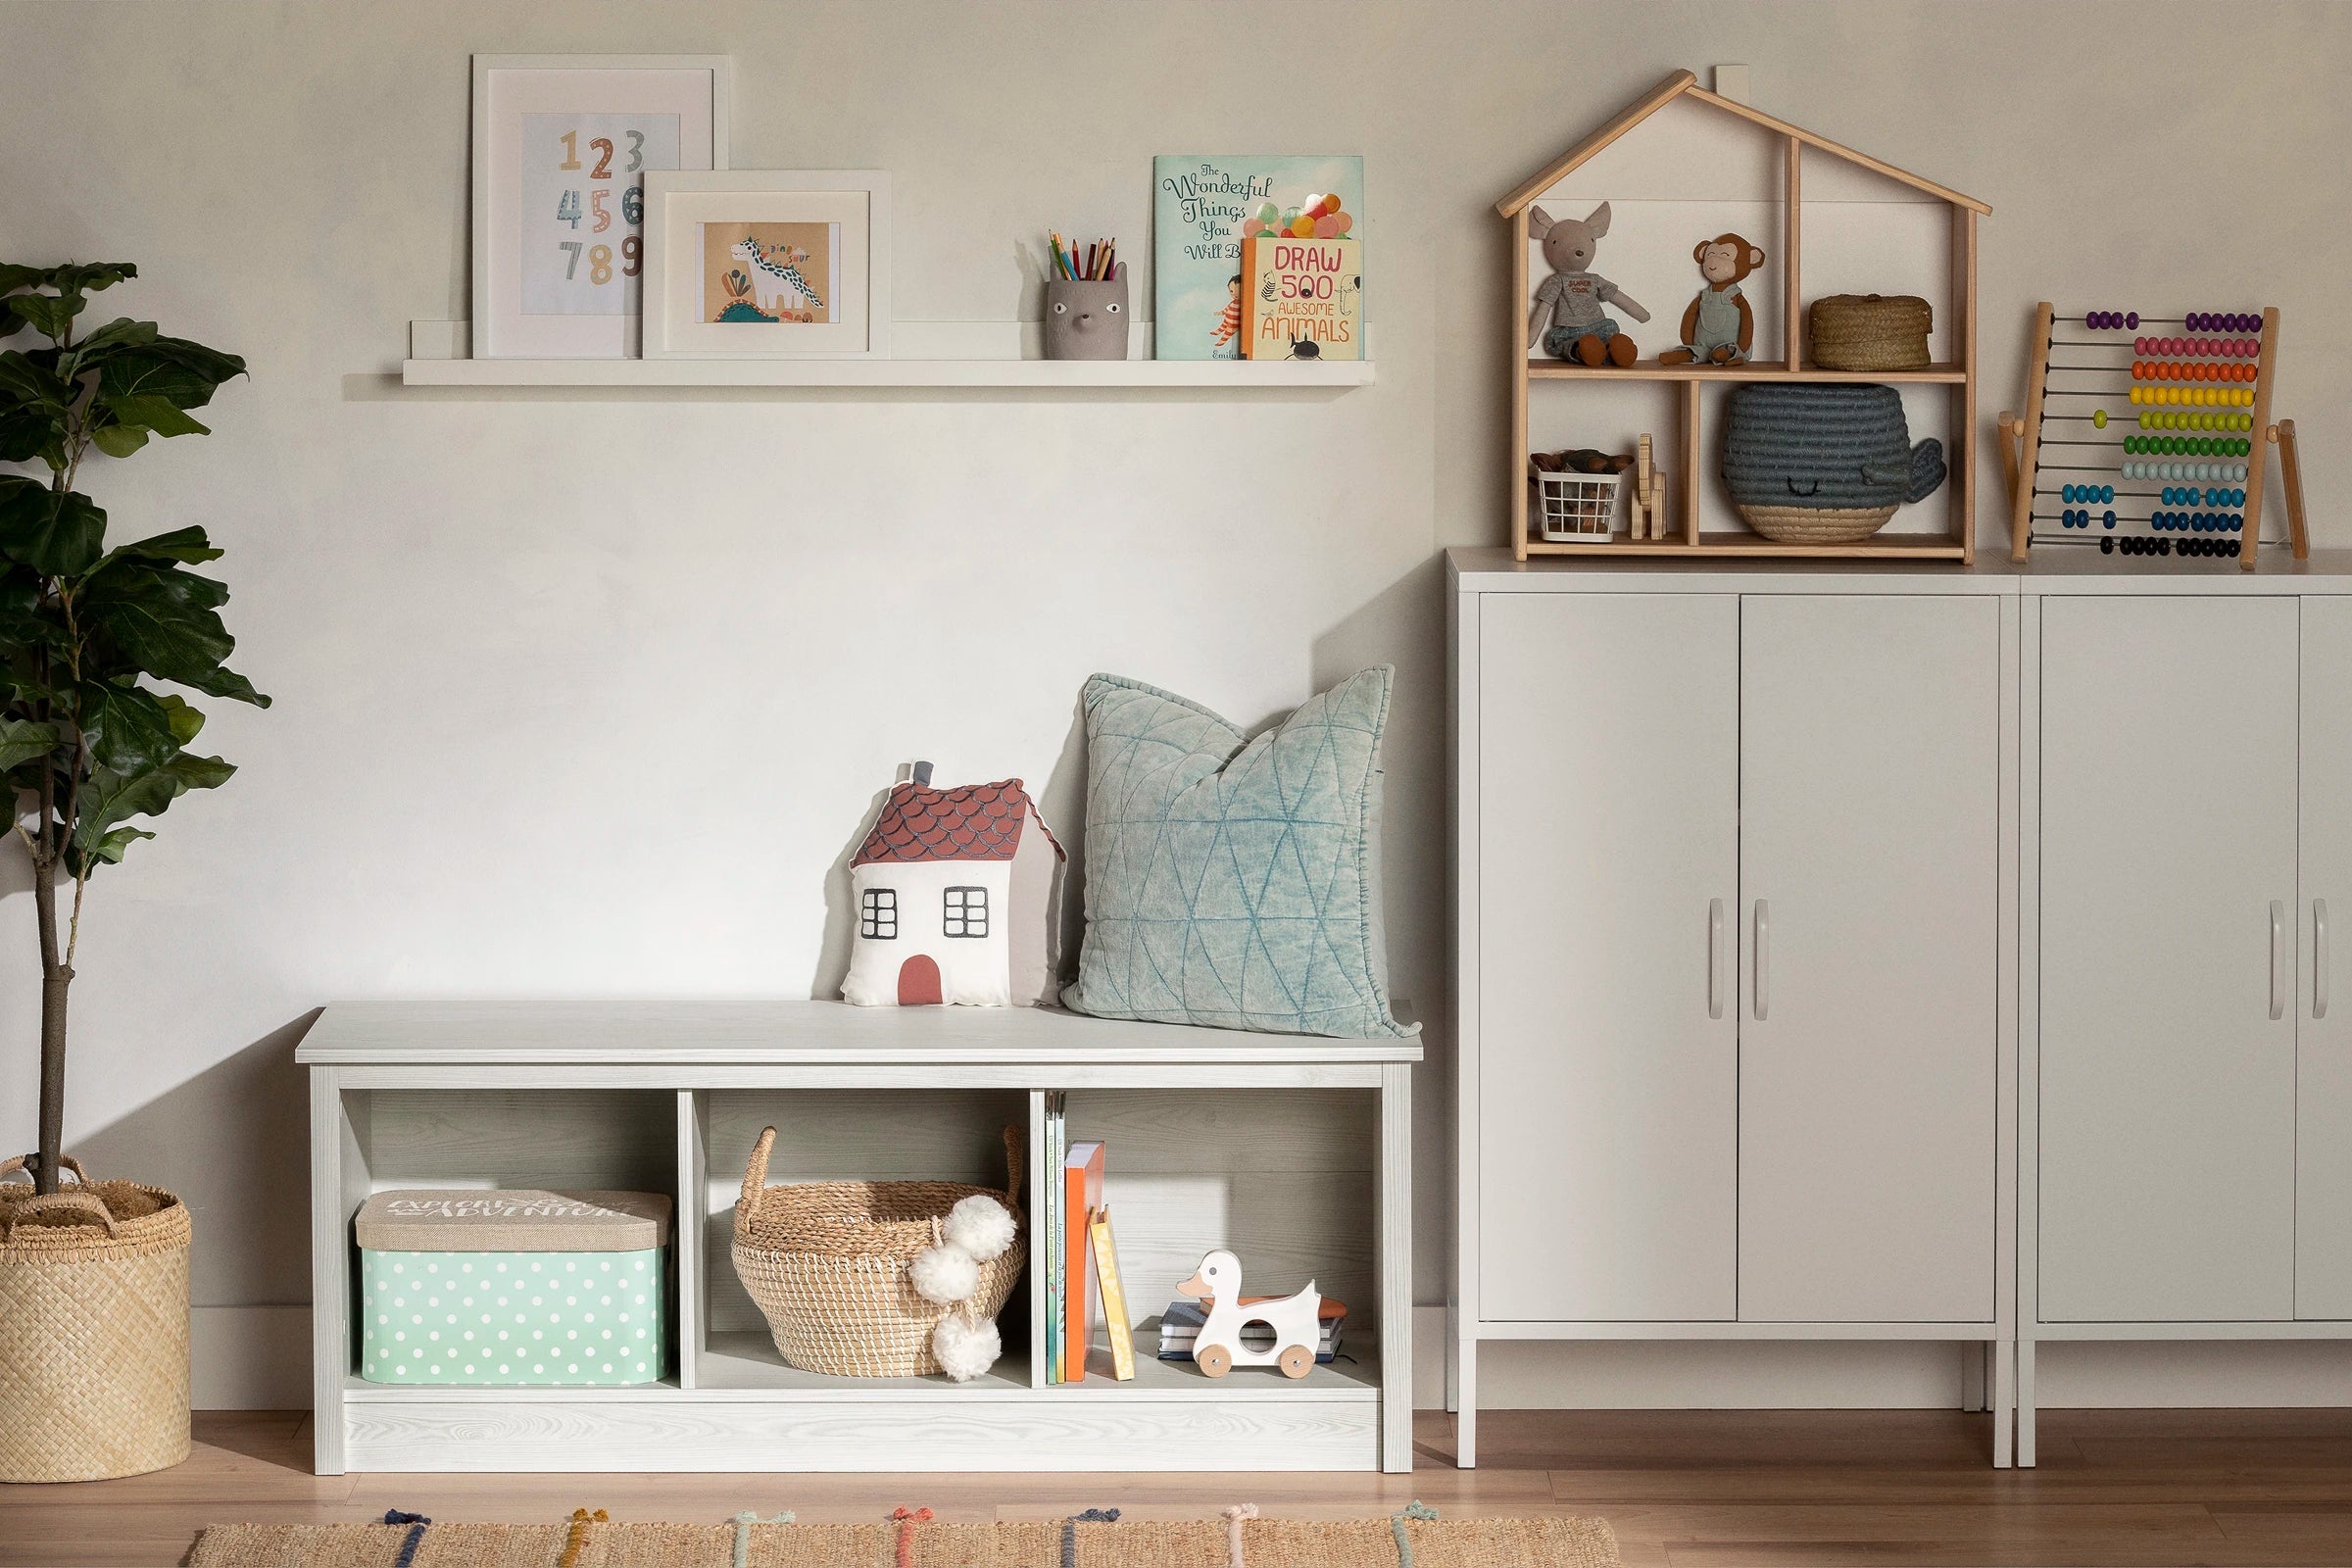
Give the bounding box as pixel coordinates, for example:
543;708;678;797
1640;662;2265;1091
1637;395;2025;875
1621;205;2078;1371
1;262;267;1196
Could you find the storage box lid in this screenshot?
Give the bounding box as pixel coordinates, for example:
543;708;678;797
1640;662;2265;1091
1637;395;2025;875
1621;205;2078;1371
355;1190;670;1251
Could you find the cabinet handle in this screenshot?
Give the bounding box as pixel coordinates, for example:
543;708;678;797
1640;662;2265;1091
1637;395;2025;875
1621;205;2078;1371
2271;900;2287;1021
2318;900;2331;1020
1752;900;1770;1021
1708;899;1726;1020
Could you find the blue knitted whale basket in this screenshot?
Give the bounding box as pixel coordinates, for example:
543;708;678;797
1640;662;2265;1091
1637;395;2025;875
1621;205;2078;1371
1722;383;1945;543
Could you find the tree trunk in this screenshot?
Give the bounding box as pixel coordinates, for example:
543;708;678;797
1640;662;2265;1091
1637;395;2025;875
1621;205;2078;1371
31;852;70;1197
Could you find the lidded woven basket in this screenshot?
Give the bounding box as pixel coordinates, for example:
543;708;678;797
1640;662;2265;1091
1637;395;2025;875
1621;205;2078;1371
0;1154;191;1482
731;1124;1025;1377
1808;293;1933;370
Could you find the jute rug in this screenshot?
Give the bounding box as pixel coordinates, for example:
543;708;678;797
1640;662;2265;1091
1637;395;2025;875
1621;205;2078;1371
189;1503;1619;1567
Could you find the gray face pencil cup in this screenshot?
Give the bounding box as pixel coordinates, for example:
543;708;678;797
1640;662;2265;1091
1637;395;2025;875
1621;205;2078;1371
1044;265;1129;361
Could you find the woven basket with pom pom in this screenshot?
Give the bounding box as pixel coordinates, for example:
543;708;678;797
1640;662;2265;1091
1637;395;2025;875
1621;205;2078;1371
731;1125;1024;1377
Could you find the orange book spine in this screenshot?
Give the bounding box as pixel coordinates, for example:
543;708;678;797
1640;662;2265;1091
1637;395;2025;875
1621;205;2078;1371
1063;1159;1087;1381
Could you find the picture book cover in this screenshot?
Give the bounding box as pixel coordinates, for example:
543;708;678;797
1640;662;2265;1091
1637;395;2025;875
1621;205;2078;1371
1152;155;1362;360
1241;234;1362;362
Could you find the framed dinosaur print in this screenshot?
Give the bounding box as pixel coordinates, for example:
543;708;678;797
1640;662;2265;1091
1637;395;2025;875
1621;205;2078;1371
640;171;892;360
470;54;729;359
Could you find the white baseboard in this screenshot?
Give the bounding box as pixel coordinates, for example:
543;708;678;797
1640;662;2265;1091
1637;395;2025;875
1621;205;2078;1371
1411;1307;2352;1410
188;1303;2352;1412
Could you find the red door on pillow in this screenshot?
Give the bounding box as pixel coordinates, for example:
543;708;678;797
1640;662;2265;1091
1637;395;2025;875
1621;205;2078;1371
898;955;943;1006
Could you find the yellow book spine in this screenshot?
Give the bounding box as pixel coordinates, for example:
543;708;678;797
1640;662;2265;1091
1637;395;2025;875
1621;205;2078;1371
1088;1207;1136;1381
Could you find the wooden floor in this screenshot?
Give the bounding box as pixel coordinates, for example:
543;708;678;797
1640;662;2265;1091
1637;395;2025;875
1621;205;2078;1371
7;1408;2352;1566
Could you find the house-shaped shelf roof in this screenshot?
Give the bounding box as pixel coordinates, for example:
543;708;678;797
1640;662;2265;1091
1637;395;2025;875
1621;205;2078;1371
1494;69;1990;219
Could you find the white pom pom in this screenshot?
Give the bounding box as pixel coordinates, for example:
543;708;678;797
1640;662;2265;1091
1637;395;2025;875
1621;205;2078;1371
908;1242;979;1305
932;1310;1001;1382
943;1194;1017;1263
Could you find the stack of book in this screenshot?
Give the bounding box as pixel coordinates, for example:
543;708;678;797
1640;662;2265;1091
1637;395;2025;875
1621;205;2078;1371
1156;1297;1348;1364
1043;1094;1137;1383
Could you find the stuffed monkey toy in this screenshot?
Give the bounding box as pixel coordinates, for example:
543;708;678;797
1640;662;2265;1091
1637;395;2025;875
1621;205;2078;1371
1659;234;1766;366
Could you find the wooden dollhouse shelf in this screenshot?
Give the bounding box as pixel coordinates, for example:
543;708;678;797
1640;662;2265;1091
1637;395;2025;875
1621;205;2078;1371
1526;360;1967;384
1500;70;1987;563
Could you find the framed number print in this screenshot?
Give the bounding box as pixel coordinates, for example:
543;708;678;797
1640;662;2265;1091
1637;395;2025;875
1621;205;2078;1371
471;54;729;358
641;172;892;359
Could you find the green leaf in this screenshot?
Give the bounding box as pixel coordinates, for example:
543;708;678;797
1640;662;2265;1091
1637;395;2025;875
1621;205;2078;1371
0;715;60;770
0;479;105;575
157;691;205;745
0;264;135;295
0;350;73;413
70;751;232;855
90;424;149;458
78;680;181;772
0;408;62;465
74;824;155;870
103;392;207;438
6;293;80;339
80;557;270;707
44;263;135;295
95;335;245;412
101;526;221;568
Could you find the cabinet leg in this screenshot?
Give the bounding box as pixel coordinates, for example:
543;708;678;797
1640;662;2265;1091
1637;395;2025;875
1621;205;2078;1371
1992;1337;2016;1469
1456;1335;1478;1469
1961;1342;1986;1411
1446;1299;1461;1413
2016;1335;2037;1468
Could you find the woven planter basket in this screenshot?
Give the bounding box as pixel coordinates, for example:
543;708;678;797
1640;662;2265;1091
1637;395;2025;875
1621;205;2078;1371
731;1124;1024;1377
1808;294;1933;370
0;1154;191;1482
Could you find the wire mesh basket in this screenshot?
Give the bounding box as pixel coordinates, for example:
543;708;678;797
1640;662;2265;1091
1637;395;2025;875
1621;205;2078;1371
1535;468;1626;543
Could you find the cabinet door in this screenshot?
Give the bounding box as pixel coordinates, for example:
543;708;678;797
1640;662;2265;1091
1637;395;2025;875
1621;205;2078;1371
1737;596;2001;1322
2300;597;2352;1318
2040;596;2299;1322
1477;594;1739;1321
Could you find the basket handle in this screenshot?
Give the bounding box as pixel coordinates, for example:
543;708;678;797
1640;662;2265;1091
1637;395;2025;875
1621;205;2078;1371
0;1152;90;1188
0;1191;117;1239
740;1126;777;1210
1000;1124;1024;1206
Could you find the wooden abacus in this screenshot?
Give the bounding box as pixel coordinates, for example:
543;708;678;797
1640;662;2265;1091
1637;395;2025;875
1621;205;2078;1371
2001;303;2307;568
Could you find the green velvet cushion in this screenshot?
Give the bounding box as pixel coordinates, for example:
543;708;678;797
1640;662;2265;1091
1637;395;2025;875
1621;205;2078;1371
1061;667;1415;1038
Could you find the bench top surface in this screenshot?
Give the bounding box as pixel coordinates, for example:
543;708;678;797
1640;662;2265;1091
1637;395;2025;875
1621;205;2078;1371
296;1000;1423;1066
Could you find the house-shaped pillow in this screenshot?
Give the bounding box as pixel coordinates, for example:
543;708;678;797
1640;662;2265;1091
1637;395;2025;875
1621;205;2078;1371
842;776;1065;1007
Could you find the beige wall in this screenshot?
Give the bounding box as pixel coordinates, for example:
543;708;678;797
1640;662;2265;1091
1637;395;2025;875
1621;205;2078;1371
4;0;2349;1410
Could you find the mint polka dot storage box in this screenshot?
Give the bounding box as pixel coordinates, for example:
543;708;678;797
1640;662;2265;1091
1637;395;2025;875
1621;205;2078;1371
355;1190;670;1387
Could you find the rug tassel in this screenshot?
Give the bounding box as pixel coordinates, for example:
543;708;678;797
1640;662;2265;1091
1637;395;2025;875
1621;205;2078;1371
732;1509;796;1568
1391;1500;1439;1567
890;1505;934;1568
1061;1506;1120;1568
381;1509;430;1568
557;1507;607;1568
1223;1503;1259;1568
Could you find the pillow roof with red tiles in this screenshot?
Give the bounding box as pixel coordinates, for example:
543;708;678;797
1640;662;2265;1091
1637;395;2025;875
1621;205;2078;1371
851;778;1059;866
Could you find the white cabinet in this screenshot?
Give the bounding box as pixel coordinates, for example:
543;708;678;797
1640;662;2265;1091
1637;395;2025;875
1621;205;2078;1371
2301;597;2352;1319
1738;597;2001;1324
2036;598;2300;1323
1476;594;1739;1322
1453;559;2014;1468
2021;579;2352;1466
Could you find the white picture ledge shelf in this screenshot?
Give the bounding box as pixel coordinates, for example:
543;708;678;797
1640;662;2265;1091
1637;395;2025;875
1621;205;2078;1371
401;320;1373;390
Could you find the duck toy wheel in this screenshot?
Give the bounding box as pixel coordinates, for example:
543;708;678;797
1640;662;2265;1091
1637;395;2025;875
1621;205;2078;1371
1174;1248;1322;1381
